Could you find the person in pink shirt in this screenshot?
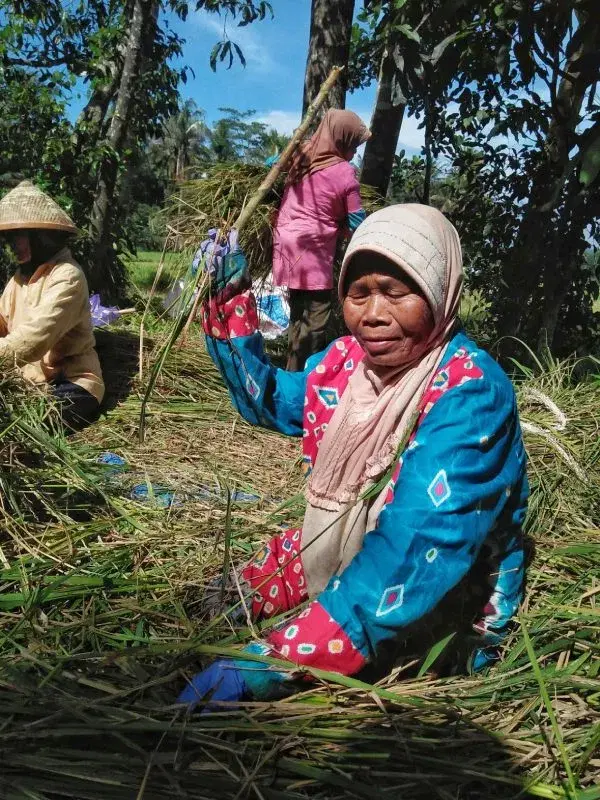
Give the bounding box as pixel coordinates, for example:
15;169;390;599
273;110;371;370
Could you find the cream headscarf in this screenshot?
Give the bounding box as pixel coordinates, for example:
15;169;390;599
300;204;465;596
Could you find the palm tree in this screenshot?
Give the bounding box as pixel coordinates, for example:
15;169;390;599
161;100;210;181
253;128;290;163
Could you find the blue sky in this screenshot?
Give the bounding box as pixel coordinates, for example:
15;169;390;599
64;3;585;160
159;3;425;153
66;2;425;153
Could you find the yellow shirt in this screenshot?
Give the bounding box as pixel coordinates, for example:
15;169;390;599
0;248;105;402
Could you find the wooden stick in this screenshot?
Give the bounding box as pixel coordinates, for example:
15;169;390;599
139;237;169;383
179;269;209;345
234;65;343;232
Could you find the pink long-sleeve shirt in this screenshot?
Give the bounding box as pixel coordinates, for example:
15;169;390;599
272;161;363;291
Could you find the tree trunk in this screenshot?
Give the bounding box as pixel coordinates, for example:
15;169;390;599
302;0;355;122
73;81;117;160
535;177;592;352
536;262;574;354
360;42;405;197
422;98;433;205
88;0;151;295
496;14;599;350
175;148;185;182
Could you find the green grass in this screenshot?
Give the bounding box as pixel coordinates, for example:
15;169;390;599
123;249;185;295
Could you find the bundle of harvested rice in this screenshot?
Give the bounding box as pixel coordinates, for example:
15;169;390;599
516;361;600;539
166;163;384;278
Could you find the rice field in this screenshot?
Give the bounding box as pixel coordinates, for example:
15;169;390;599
123;250;184;296
0;256;599;798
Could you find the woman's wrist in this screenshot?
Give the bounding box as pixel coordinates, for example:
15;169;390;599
202;289;259;340
234;641;294;700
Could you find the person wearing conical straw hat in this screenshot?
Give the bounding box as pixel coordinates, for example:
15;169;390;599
0;181;104;431
177;205;529;710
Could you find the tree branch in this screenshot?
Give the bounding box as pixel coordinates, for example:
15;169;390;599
3;54;76;68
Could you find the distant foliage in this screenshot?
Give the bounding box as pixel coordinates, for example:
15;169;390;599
351;0;600;357
0;0;276;297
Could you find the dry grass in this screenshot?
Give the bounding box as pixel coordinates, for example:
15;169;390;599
165;162;384;279
0;308;598;799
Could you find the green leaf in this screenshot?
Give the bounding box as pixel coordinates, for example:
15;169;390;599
520;617;579;795
219;40;231;64
232;41;246;68
430;31;460;66
395;23;420;43
417;632;456;678
209;42;220;72
495;42;510;76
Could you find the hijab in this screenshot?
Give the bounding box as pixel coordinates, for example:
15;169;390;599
287;109;371;184
299;204;465;595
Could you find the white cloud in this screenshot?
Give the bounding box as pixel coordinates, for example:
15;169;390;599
193;11;276;74
255;104;425;155
255;110;301;135
397;113;425;151
255;104;374;136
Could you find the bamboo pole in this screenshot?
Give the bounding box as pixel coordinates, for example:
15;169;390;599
138;236;169;383
138;66;343;442
234;65;343;232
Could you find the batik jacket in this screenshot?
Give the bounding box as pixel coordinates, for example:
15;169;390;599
202;287;528;693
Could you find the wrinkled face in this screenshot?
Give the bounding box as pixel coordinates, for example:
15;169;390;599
7;231;32;264
343;252;436;372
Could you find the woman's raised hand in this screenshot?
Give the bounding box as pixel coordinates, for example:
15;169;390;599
192;228;250;294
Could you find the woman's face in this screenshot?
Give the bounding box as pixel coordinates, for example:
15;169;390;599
343;252;435;372
7;231;31;264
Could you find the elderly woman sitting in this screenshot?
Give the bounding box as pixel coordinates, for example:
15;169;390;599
179;205;528;707
0;181;104;432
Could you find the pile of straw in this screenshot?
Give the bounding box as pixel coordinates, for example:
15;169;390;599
0;318;598;799
0;369;112;542
166;163;384;277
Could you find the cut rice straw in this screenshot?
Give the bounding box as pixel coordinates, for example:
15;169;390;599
139;236;170;382
1;327;598;798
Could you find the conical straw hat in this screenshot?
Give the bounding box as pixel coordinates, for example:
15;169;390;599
0;180;77;233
